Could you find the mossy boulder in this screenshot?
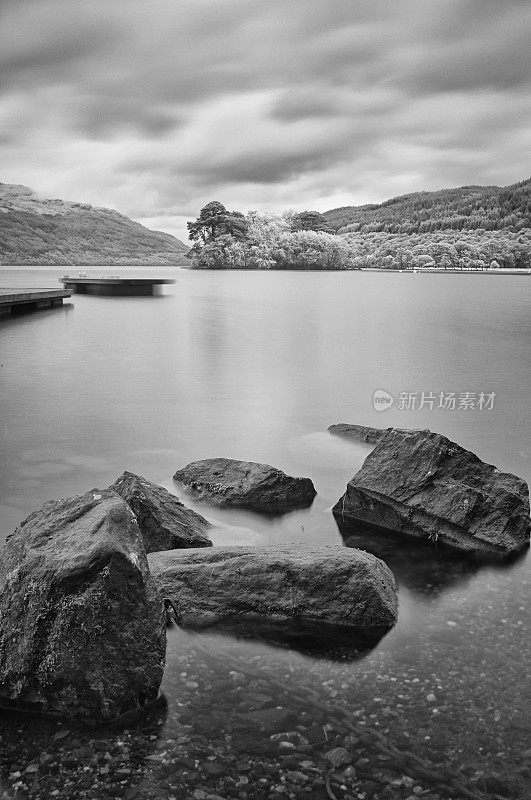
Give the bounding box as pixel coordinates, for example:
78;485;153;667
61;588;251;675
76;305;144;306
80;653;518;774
0;489;166;721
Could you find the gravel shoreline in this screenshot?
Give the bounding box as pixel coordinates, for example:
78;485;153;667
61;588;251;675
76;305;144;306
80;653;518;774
1;564;529;800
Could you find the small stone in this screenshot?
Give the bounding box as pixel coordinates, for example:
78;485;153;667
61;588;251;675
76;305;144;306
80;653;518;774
242;707;298;736
343;767;356;779
343;733;359;750
271;731;303;743
203;763;226;776
279;741;296;751
285;771;309;784
447;620;457;627
324;747;352;768
426;693;436;703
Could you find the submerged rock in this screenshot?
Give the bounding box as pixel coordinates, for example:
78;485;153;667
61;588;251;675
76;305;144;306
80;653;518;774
333;428;530;559
110;471;212;553
328;423;388;444
0;489;166;721
148;544;397;657
173;458;316;513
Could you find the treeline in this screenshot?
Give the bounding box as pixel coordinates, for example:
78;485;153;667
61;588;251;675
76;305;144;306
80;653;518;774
0;184;189;266
324;179;531;235
341;229;531;271
187;201;531;271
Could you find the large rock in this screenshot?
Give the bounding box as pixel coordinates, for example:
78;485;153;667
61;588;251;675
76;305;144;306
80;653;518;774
110;471;212;553
333;428;530;559
148;545;397;657
173;458;316;513
0;489;166;721
328;423;388;444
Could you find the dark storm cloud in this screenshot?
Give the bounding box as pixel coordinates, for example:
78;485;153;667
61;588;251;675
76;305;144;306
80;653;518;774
0;1;121;80
72;96;182;140
186;145;349;186
0;0;529;238
397;7;531;95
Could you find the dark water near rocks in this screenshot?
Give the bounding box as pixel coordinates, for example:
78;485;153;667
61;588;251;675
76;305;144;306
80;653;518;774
0;267;530;800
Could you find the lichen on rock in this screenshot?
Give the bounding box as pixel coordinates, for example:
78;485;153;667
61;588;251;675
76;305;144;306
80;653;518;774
0;489;166;721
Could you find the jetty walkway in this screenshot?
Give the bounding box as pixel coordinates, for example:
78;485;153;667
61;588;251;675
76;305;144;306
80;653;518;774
0;288;71;316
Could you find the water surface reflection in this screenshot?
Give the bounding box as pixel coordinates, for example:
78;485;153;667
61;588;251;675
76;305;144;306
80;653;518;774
0;268;529;798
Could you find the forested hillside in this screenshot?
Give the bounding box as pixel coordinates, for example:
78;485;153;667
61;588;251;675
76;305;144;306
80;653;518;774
324;179;530;234
340;229;530;271
0;183;189;266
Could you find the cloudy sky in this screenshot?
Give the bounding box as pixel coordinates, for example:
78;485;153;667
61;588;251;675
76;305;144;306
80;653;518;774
1;0;529;242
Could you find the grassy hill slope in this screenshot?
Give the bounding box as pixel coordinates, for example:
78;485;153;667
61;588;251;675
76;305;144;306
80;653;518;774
0;183;189;266
324;179;531;234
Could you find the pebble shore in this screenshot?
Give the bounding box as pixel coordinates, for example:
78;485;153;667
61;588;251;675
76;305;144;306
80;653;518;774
1;566;529;800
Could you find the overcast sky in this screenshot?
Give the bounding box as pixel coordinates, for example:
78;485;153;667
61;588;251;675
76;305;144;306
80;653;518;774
0;0;529;242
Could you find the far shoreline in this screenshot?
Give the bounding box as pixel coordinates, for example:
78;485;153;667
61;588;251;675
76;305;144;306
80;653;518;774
1;265;530;275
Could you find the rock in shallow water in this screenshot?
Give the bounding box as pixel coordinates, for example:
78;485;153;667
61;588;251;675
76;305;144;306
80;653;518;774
328;423;388;445
148;544;397;656
333;428;530;559
173;457;316;513
110;471;213;553
0;489;166;721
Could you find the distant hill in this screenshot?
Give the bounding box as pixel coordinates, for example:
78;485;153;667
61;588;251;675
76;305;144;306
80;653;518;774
0;183;189;266
324;179;531;234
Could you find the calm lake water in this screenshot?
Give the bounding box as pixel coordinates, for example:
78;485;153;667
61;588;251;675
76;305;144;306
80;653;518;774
0;267;530;799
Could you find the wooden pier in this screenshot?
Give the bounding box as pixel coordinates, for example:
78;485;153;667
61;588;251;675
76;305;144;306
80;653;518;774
60;276;174;296
0;288;71;316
